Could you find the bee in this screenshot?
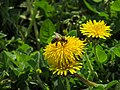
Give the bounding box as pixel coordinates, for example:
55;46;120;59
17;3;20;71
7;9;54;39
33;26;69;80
51;32;67;46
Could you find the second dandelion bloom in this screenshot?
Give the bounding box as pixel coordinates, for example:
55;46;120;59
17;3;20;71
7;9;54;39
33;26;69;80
44;36;86;76
80;20;112;39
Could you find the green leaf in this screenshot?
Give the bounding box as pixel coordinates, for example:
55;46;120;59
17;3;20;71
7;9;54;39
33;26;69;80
40;19;55;44
47;35;54;44
15;52;31;62
105;80;118;90
67;30;77;36
66;78;70;90
69;78;75;84
95;45;107;63
83;0;108;19
98;12;109;19
40;48;46;67
93;0;102;3
34;1;54;17
115;82;120;90
0;71;9;81
17;44;33;54
0;32;6;39
93;84;105;90
112;45;120;57
13;68;24;76
58;77;66;90
83;0;99;13
5;37;15;47
3;51;19;69
111;0;120;11
29;81;38;85
4;51;16;60
27;60;36;68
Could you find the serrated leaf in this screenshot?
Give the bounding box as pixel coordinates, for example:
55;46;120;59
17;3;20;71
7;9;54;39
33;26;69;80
67;30;77;36
47;35;54;43
98;12;109;19
111;0;120;11
105;80;118;90
69;78;75;84
112;46;120;57
4;51;19;69
34;1;54;17
58;77;66;90
13;68;24;76
115;82;120;90
15;53;31;62
27;60;36;68
93;84;105;90
0;32;7;39
96;45;107;63
40;19;55;44
83;0;108;19
17;44;33;54
66;78;70;90
4;51;16;60
83;0;99;13
93;0;102;3
29;81;38;85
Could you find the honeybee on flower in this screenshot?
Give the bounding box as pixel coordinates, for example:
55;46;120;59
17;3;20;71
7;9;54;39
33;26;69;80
44;32;86;76
51;32;67;46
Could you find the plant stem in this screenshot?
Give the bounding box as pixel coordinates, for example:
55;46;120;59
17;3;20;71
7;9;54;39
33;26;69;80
25;2;37;38
75;73;97;87
36;51;40;69
36;74;45;90
65;77;70;90
34;18;40;50
85;50;94;72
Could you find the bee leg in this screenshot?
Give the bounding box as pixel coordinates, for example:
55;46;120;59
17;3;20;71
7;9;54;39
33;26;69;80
56;42;58;46
61;42;63;46
65;40;67;43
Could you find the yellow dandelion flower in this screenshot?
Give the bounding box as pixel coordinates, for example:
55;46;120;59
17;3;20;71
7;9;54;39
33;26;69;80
80;20;112;39
51;62;82;76
44;36;85;76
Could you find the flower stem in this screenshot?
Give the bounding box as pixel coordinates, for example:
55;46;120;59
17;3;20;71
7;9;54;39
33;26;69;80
75;73;97;87
85;50;94;72
65;77;70;90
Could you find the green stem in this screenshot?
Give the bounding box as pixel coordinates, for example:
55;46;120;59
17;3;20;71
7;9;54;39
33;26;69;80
93;44;99;65
36;74;45;90
75;73;97;87
36;51;40;69
25;3;38;38
26;0;31;13
85;50;94;72
25;1;40;49
65;77;70;90
34;19;40;50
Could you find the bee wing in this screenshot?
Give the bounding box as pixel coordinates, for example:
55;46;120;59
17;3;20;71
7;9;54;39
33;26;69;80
54;32;61;38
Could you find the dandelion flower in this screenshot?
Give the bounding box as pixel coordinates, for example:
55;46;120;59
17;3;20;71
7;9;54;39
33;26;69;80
51;62;82;76
44;36;85;76
80;20;112;39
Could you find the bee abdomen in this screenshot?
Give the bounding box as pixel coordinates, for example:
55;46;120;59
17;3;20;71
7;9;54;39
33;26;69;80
51;38;59;44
